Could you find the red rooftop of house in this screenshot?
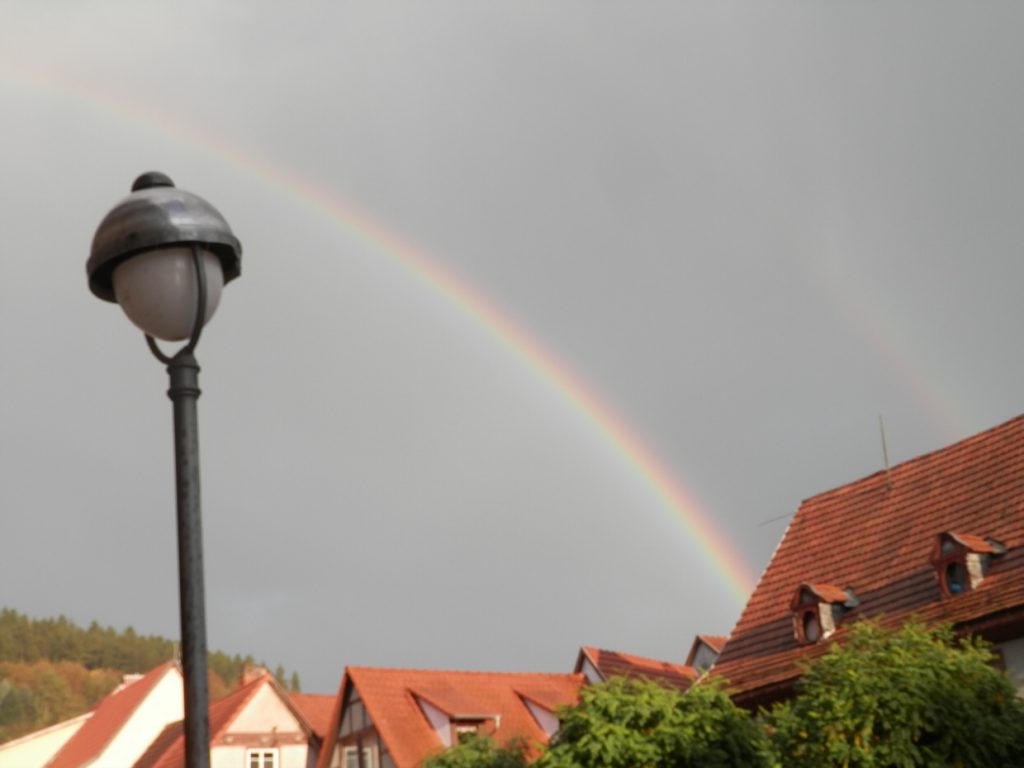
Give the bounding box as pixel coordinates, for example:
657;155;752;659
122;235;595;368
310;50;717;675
575;646;697;691
318;667;585;768
713;413;1024;707
291;692;336;740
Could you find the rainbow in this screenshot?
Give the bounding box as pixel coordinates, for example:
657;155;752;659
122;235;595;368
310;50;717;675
1;58;758;603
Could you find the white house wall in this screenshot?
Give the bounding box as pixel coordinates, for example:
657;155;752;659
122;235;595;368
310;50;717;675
414;697;451;748
579;658;603;685
0;713;89;768
998;636;1024;694
691;644;718;672
211;744;308;768
228;684;301;733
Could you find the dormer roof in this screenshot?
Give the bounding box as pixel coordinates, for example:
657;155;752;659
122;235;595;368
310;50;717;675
695;634;728;654
791;583;852;608
933;531;1006;557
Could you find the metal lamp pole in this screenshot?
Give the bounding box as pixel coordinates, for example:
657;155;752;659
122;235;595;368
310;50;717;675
87;172;242;768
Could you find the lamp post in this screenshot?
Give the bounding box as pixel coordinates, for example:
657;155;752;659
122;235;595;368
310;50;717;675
86;172;242;768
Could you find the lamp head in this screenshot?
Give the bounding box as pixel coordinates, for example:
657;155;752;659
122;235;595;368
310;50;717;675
87;173;242;341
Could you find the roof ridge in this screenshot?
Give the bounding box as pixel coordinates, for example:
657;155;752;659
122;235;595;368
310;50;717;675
588;647;689;665
799;414;1024;506
348;666;581;678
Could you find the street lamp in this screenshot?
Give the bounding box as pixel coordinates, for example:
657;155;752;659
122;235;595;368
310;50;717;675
87;172;242;768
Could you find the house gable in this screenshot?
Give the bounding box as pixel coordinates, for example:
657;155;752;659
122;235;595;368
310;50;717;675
136;675;316;768
224;682;303;736
685;635;728;673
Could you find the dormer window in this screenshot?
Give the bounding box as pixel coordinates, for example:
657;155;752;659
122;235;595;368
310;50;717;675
791;583;859;644
931;532;1006;596
453;719;486;742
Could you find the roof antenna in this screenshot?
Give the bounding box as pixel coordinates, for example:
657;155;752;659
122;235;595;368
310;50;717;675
879;414;892;490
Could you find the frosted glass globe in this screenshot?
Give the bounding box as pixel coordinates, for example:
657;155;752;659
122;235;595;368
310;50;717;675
112;247;224;341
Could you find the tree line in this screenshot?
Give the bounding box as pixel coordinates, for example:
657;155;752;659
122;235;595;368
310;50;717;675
426;621;1024;768
0;608;299;743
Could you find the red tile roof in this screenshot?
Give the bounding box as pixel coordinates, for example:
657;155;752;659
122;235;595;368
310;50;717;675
713;414;1024;706
290;692;336;739
576;647;696;691
317;668;585;768
49;661;179;768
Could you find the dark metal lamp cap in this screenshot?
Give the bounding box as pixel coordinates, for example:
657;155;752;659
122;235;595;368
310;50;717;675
87;172;242;302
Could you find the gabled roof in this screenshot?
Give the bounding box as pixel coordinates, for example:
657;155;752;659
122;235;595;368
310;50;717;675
943;531;1004;554
134;673;314;768
684;635;728;667
575;647;696;691
48;661;179;768
291;693;336;739
696;635;727;653
317;668;584;768
713;414;1024;706
796;583;851;605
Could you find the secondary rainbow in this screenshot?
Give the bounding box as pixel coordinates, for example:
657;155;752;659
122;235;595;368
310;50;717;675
2;59;759;603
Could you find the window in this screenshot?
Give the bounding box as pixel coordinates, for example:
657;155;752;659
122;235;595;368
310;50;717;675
247;750;278;768
344;746;375;768
945;561;968;594
802;610;821;643
931;532;1006;597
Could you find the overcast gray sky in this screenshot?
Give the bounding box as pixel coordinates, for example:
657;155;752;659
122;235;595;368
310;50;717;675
2;2;1024;694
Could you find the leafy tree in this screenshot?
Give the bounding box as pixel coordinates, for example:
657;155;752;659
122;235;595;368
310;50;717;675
289;671;301;692
766;620;1024;767
540;677;769;768
424;733;529;768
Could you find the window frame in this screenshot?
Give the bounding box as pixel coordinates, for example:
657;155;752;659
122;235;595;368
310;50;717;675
343;745;376;768
246;748;279;768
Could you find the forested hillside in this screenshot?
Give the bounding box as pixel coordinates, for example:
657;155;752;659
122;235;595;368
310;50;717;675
0;608;298;743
